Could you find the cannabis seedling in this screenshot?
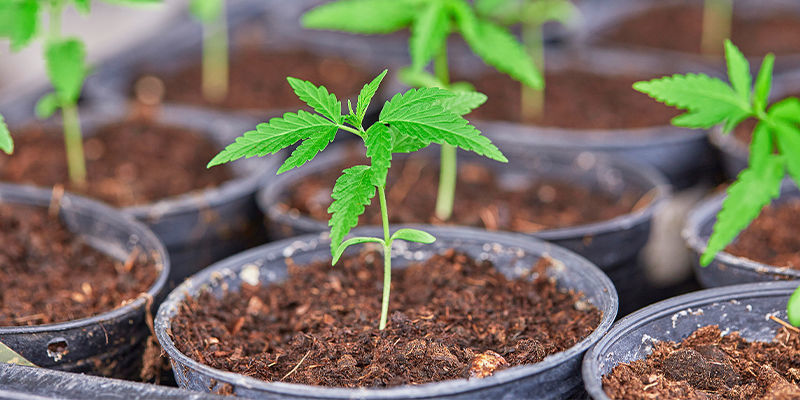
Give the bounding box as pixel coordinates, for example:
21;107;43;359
634;40;800;326
302;0;538;221
208;70;507;329
0;0;160;186
189;0;228;102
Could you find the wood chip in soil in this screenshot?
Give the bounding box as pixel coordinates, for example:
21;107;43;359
725;199;800;269
0;119;233;207
170;249;601;388
597;4;800;56
285;154;641;232
0;204;158;326
603;325;800;399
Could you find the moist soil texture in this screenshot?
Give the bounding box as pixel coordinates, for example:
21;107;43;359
171;250;600;387
0;203;158;326
598;4;800;56
138;48;374;112
0;119;234;207
284;154;642;232
725;199;800;269
467;70;679;129
603;325;800;399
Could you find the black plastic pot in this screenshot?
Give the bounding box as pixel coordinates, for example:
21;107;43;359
257;142;668;312
582;281;799;400
4;103;279;286
0;363;225;399
155;226;618;399
683;182;800;288
0;183;169;379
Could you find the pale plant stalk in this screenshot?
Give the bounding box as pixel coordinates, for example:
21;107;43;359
202;1;229;103
701;0;733;56
378;185;392;330
521;21;544;122
433;44;457;221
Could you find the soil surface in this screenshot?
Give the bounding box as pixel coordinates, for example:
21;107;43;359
171;249;601;387
725;199;800;269
0;204;158;326
598;4;800;56
467;70;679;129
284;153;642;232
603;324;800;399
138;48;375;112
0;119;233;207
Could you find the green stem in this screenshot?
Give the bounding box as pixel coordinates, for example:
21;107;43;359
62;102;86;186
378;186;392;330
701;0;732;56
521;22;544;123
202;3;229;103
433;44;456;221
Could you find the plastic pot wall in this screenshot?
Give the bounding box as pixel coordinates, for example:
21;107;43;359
0;183;169;379
257;142;668;312
155;226;618;399
582;281;799;399
683;182;800;288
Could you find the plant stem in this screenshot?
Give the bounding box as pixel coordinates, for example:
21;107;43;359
378;185;392;330
701;0;732;56
202;2;229;103
62;102;87;186
521;22;544;123
433;44;456;221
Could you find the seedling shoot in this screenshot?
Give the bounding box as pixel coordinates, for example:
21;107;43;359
634;40;800;326
208;70;507;329
189;0;229;103
302;0;539;221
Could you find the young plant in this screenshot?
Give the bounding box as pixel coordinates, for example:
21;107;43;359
302;0;539;221
634;40;800;325
189;0;228;103
701;0;732;56
0;0;160;186
208;70;507;330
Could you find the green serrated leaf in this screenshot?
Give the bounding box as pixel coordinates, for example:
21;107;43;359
332;236;384;264
390;228;435;244
45;38;88;104
0;341;34;367
328;165;377;255
380;88;506;162
365;123;392;186
302;0;417;34
633;73;752;131
410;0;449;71
287;77;342;124
390;125;427;153
453;4;543;89
277;126;338;174
0;115;13;155
772;121;800;189
35;92;60;119
0;0;39;51
189;0;222;22
724;39;751;102
439;90;487;115
700;155;785;266
788;285;800;327
355;70;387;125
208;110;336;167
753;54;775;114
748;121;772;170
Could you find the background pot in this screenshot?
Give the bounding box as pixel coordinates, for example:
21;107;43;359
582;281;799;400
0;183;169;379
683;182;800;288
155;226;618;399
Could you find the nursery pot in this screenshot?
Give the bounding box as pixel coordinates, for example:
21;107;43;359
257;142;668;312
0;183;169;378
683;182;800;288
155;226;618;399
582;280;799;399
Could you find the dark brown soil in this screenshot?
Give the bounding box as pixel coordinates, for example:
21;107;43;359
467;70;680;129
0;203;158;326
0;119;234;207
599;4;800;56
284;153;643;232
602;325;800;399
137;48;375;112
170;249;601;387
726;199;800;269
